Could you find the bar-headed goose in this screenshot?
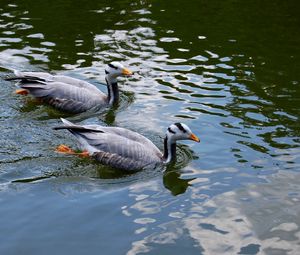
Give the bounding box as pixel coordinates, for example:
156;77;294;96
54;118;200;171
5;62;132;113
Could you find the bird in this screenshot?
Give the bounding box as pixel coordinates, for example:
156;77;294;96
5;62;133;113
53;118;200;171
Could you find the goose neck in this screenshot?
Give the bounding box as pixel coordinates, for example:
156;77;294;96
105;75;119;105
163;136;176;163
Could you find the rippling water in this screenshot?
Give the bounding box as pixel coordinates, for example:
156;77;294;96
0;1;299;254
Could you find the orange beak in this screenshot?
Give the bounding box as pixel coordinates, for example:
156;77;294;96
122;68;133;76
189;133;200;143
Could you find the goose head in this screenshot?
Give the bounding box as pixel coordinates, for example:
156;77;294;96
104;62;133;105
166;123;200;143
163;123;200;163
105;62;133;81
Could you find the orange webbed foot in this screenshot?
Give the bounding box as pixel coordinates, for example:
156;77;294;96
55;145;89;158
15;89;29;95
55;144;75;154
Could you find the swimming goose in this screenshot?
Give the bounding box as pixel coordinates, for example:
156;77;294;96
53;118;200;171
5;62;132;113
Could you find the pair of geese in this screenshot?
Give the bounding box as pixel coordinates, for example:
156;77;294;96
6;62;200;171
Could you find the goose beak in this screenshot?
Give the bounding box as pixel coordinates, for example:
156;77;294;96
189;133;200;143
122;68;133;76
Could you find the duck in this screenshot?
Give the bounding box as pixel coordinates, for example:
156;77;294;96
5;62;133;113
53;118;200;171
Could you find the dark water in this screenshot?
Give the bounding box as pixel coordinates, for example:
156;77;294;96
0;1;299;254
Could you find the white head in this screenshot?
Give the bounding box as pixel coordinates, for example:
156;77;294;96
163;123;200;163
105;62;133;81
166;123;200;144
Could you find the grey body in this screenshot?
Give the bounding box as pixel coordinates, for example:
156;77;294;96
9;71;108;113
54;119;163;171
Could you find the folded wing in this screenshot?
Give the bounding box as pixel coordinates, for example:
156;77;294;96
55;119;163;171
9;71;107;113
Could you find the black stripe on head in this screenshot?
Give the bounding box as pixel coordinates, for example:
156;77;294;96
168;127;176;134
108;63;118;70
105;70;109;75
174;123;186;133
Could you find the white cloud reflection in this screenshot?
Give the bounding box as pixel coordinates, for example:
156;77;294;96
126;171;300;255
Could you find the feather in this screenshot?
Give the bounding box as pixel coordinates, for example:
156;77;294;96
54;119;163;171
6;71;108;113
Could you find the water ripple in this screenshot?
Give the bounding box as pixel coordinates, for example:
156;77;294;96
0;1;300;255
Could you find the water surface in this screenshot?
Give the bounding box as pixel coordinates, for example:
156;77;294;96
0;1;299;254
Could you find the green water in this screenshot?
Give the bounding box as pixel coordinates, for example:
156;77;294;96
0;1;299;254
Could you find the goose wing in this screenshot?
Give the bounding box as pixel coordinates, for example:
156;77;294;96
89;132;162;170
8;71;107;113
21;81;106;113
10;70;103;94
55;119;163;170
